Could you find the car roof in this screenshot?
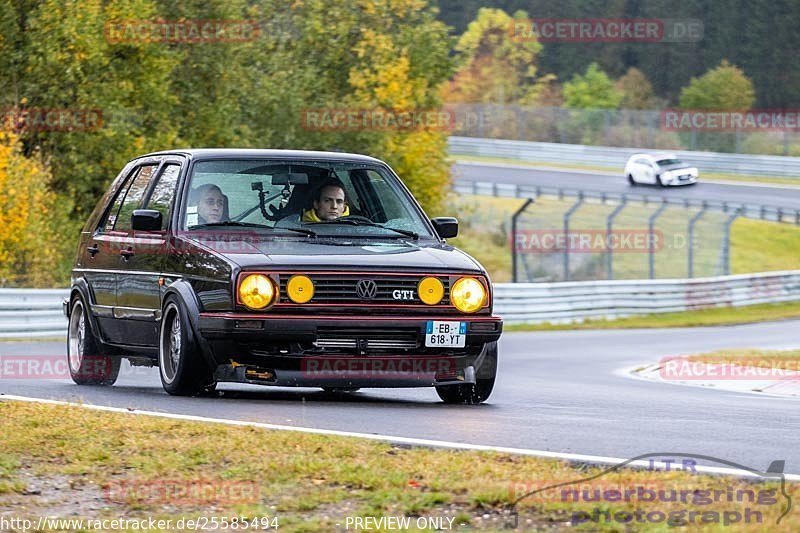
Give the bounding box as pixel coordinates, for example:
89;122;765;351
644;152;679;160
134;148;385;164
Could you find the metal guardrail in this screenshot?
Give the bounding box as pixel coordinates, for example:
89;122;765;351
494;270;800;324
3;273;800;336
0;289;69;338
453;180;800;225
449;136;800;178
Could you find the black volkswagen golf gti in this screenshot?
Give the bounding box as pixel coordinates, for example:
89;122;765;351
65;150;502;403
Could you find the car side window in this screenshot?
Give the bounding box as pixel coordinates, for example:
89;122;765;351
98;168;138;233
144;164;181;230
112;164;159;232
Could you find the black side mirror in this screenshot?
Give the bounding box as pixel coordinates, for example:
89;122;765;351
131;209;163;231
431;217;458;239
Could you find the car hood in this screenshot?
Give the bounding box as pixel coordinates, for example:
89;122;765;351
189;235;484;272
660;163;697;173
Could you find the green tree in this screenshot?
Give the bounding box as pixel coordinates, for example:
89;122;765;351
563;62;622;109
679;60;756;110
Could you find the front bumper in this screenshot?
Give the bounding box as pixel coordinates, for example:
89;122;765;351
663;174;698;186
198;312;502;387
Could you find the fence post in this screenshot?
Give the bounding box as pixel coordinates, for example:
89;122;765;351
563;193;584;281
649;200;668;279
721;208;743;276
511;198;534;283
606;197;628;280
687;202;708;278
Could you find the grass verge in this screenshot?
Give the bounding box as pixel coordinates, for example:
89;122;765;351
442;193;800;284
0;401;796;531
505;300;800;332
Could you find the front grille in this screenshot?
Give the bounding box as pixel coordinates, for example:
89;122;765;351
314;338;419;349
278;274;451;306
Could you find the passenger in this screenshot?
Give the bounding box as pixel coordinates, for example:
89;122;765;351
193;184;228;225
302;179;350;222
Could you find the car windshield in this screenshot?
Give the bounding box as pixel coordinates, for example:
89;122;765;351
182;159;434;239
655;158;685;166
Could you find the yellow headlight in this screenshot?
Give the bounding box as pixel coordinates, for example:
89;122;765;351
450;277;486;313
418;277;444;305
287;274;314;304
238;274;275;309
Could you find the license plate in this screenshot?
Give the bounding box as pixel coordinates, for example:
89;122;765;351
425;321;467;348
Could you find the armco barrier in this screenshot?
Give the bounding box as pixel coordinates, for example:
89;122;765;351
449;136;800;178
0;289;70;338
494;270;800;324
2;271;800;336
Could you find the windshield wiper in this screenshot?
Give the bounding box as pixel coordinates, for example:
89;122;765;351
278;227;317;237
190;221;316;237
189;221;271;229
306;219;419;239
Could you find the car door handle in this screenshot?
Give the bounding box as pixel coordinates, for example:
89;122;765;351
120;247;135;260
87;244;99;257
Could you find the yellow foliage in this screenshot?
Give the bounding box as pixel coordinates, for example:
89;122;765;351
0;130;74;287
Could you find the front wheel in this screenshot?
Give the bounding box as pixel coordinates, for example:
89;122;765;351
67;297;120;386
159;297;215;396
436;342;497;404
627;174;636;186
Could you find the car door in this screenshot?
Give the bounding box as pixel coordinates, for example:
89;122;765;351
636;158;654;184
113;161;181;346
81;165;140;344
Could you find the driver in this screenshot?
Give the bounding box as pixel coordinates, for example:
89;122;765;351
302;179;350;222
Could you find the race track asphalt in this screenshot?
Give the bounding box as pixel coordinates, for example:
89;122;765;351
452;161;800;211
3;319;799;474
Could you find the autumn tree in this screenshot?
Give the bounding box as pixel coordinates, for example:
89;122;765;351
444;8;541;104
616;68;659;110
0;130;74;286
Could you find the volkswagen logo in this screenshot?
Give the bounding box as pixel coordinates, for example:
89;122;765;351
355;279;378;300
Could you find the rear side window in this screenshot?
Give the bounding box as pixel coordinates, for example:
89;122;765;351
144;164;181;230
111;164;159;232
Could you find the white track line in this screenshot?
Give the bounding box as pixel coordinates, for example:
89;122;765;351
3;393;798;481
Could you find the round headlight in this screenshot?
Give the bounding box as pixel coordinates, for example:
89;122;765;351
287;274;314;304
450;277;486;313
238;274;275;309
418;277;444;305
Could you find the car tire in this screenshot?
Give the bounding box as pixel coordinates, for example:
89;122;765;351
67;296;121;386
657;175;667;187
435;342;497;404
158;296;215;396
627;174;636;186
